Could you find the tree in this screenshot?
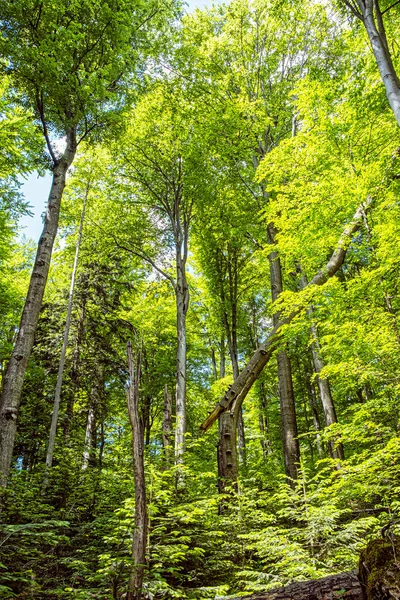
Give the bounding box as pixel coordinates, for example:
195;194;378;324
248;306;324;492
340;0;400;125
0;0;179;486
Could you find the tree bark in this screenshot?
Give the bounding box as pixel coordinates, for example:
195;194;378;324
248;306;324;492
200;197;372;434
126;342;148;600
305;371;324;458
299;274;344;461
310;321;344;461
175;253;189;464
237;571;362;600
0;129;76;487
46;184;87;469
82;363;104;470
267;223;300;483
162;384;173;467
258;381;271;457
346;0;400;126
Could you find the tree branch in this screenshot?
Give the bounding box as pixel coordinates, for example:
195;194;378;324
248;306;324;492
36;91;58;166
382;0;400;13
200;196;372;432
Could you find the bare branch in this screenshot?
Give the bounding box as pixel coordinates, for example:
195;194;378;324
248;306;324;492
382;0;400;14
36;91;57;166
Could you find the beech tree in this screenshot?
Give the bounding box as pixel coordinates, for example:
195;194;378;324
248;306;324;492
0;0;179;486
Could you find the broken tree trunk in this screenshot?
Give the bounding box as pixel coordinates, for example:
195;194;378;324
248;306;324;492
238;571;362;600
200;197;372;434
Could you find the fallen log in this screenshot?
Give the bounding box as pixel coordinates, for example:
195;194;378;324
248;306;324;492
240;571;362;600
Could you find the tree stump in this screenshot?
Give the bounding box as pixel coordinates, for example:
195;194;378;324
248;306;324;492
358;538;400;599
241;571;362;599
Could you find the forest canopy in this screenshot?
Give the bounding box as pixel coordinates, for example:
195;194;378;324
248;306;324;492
0;0;400;598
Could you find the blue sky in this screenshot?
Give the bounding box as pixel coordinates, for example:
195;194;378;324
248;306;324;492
19;0;220;241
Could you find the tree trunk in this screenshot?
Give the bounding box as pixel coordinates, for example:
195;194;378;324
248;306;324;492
258;381;271;457
201;198;372;433
82;363;104;470
267;223;300;483
355;0;400;127
299;273;344;461
219;335;226;379
217;336;238;500
46;185;87;469
175;259;188;464
126;342;148;600
310;322;344;461
217;411;238;500
0;131;76;487
162;384;172;466
305;372;324;458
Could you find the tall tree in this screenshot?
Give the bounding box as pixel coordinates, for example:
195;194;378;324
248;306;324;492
0;0;178;486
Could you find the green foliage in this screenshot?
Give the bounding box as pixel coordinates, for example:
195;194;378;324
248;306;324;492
1;0;400;598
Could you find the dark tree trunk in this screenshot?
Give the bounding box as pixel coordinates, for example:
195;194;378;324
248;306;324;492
217;411;238;503
126;342;148;600
267;223;300;483
0;130;76;487
217;337;238;500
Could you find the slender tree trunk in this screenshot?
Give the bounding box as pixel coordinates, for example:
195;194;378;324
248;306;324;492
63;300;85;438
0;131;76;487
46;186;87;469
299;272;344;460
267;223;300;483
162;384;172;467
219;335;226;379
258;381;271;457
305;372;324;458
126;342;147;600
355;0;400;126
82;405;96;471
310;322;344;460
174;254;188;464
82;364;104;470
211;345;218;381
